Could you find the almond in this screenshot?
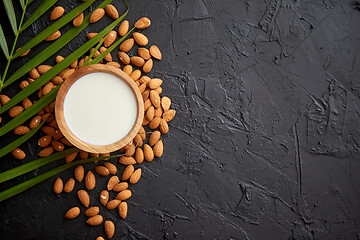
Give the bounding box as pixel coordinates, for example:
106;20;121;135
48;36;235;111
60;137;73;146
106;199;121;210
84;206;99;217
142;90;151;101
140;76;151;84
0;94;10;105
105;4;119;19
137;48;151;60
45;30;61;41
11;148;26;160
102;163;116;175
133;32;148;46
77;189;90;207
52;140;64;151
20;80;29;89
143;59;153;73
118;51;130;65
79;151;89;159
118;20;129;36
107;176;119;190
130;168;142;184
90;8;105;23
70;59;78;68
139;126;146;140
149;45;162;60
95;166;110;176
155;87;163;94
100;47;112;61
160;118;169;134
38;135;52;148
64;207;80;219
65;152;78;163
139;82;147;93
116;189;131;201
133;134;143;147
87;32;98;39
64;178;75;193
150;90;161;108
51;76;64;85
104;220;115;239
149;131;161;146
153;140;163;157
131;56;146;67
100;190;109;206
135;147;144;164
125;143;135;157
119;156;136;165
144;99;152;111
37;65;52;74
160;97;171;111
113;182;128;192
29;68;40;79
86;215;103;226
56;55;64;63
16;47;30;57
54;177;63;194
142;118;150;126
38;147;54;157
146;106;155;121
85;171;96;190
53;130;63;140
122;165;134;181
50;6;65;20
143;144;154;162
163;109;176;122
96;237;105;240
13;126;30;135
22;97;32;109
106;61;120;68
123;65;133;75
41;126;55;136
43;82;54;95
73;12;84;27
119;38;134;52
41;112;54;122
118;202;128;219
148;78;163;89
104;30;117;47
62;68;75;80
9;106;24;117
135;17;151;29
130;69;141;81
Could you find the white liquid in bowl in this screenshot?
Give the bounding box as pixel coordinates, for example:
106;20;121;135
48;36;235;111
63;72;137;145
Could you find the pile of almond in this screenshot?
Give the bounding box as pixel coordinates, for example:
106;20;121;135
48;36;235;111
1;4;175;239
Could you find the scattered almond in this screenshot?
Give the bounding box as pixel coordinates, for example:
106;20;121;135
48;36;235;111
129;168;141;184
143;59;153;73
73;12;84;27
65;207;80;219
119;156;136;165
9;106;24;117
37;65;52;74
153;140;164;157
130;69;141;81
74;165;84;182
133;32;148;46
118;202;128;219
118;51;130;65
106;199;121;210
160;119;169;134
87;215;103;226
135;147;144;164
100;47;112;61
84;206;99;217
148;78;163;89
20;80;29;89
77;190;90;207
64;178;75;193
144;144;154;162
85;171;96;190
54;177;63;194
50;6;65;20
123;65;133;75
95;166;110;176
163;109;176;122
22;97;32;109
149;45;162;60
38;146;54;157
138;48;151;60
149;131;161;146
104;30;117;47
100;190;109;206
122;165;134;181
150;90;161;108
104;220;115;239
11;148;26;160
119;38;134;52
118;20;129;36
105;4;119;19
113;182;128;192
13;126;30;135
16;47;30;57
38;135;52;148
104;162;117;175
0;94;10;105
135;17;151;29
45;30;61;41
90;8;105;23
107;176;119;190
116;189;131;201
65;152;78;163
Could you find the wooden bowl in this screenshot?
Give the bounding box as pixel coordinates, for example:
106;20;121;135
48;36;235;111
55;64;144;153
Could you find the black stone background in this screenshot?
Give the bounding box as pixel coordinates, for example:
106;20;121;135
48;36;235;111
0;0;360;239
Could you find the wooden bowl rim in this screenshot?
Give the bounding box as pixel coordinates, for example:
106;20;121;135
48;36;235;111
55;64;144;153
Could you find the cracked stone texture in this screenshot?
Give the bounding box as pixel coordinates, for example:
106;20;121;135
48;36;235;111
0;0;360;239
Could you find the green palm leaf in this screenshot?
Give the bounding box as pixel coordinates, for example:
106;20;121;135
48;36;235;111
3;0;17;35
0;148;79;183
19;0;25;10
0;24;9;59
0;119;46;159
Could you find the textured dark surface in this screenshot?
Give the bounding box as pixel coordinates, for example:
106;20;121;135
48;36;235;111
1;0;360;239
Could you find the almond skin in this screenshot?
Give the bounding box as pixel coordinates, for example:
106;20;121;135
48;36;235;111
118;51;130;65
9;106;24;117
106;199;121;210
149;45;162;60
130;56;145;67
133;32;148;46
65;152;78;163
113;182;128;192
138;48;151;60
73;12;84;27
106;61;120;68
118;202;128;219
0;94;10;105
74;165;84;182
13;126;30;135
41;126;56;136
153;140;164;157
105;4;119;19
52;140;64;151
107;176;119;190
104;220;115;239
85;171;96;190
84;206;99;217
100;190;109;206
118;20;129;36
160;119;169;134
100;47;112;61
11;148;26;160
143;59;153;73
50;6;65;20
135;17;151;29
104;162;117;175
22;98;32;109
104;30;117;47
148;78;163;89
154;107;163;118
77;190;90;207
38;135;52;148
87;32;98;39
45;30;61;41
146;106;155;121
163;110;176;122
129;168;142;184
37;65;52;74
161;97;171;111
64;207;80;219
38;147;54;157
123;65;133;75
54;177;63;194
150;90;161;108
116;189;132;201
19;80;29;89
52;76;64;85
96;237;105;240
144;144;154;162
119;156;136;165
64;178;75;193
87;215;103;226
119;38;134;52
29;68;40;79
90;8;105;23
133;134;143;147
122;165;134;181
95;166;110;176
135;147;144;164
125;143;136;157
149;131;161;146
130;69;141;81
